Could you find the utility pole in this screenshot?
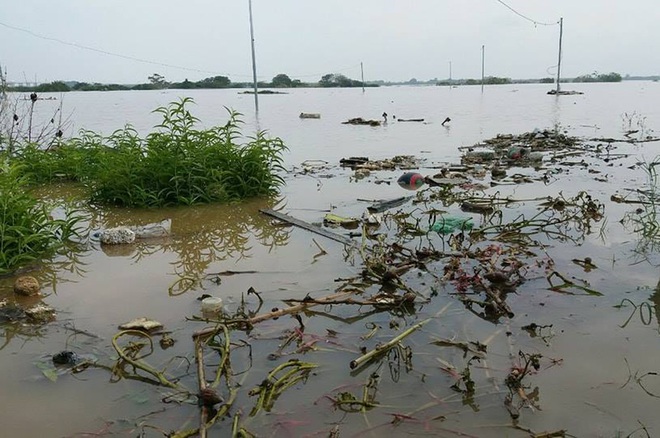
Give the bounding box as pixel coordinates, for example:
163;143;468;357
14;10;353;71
449;61;452;81
248;0;259;112
361;62;365;93
556;17;564;94
481;45;485;92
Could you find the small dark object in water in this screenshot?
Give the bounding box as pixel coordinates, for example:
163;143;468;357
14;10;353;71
461;201;494;214
484;270;509;284
340;156;369;168
397;172;425;190
442;117;451;126
507;146;530;160
198;387;223;407
547;89;583;96
0;304;27;323
398;118;424;122
159;334;176;349
491;166;507;179
53;351;79;366
30;92;38;103
342;117;381;126
367;195;413;213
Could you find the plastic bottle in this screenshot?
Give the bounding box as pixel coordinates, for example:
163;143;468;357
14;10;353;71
201;297;223;313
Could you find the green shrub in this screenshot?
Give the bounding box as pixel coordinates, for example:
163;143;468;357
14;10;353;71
0;160;83;275
13;98;288;207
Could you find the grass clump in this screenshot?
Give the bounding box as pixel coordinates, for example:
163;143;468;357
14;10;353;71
0;160;83;275
15;98;287;207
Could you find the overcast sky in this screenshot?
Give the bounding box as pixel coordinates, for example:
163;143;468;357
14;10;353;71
2;0;658;84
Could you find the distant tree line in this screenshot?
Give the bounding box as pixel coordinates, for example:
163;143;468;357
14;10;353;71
572;72;622;83
8;72;378;93
9;70;623;93
436;76;513;86
436;72;623;87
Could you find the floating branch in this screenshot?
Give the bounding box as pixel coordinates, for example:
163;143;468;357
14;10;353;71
350;319;430;370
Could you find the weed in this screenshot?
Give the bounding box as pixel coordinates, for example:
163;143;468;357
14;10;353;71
0;159;83;275
623;157;660;255
13;98;288;207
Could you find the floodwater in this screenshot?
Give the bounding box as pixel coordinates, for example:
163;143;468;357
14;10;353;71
2;82;660;437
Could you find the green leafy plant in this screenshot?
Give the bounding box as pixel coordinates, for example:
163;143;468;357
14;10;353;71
11;98;287;207
623;157;660;254
0;160;83;275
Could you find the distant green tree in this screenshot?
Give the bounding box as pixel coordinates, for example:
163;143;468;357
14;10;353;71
573;72;622;83
539;77;555;84
171;79;196;89
482;76;511;85
35;81;70;92
319;73;363;88
271;74;293;88
148;73;168;89
198;75;231;88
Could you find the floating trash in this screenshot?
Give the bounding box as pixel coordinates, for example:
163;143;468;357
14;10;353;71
507;146;530;160
323;213;360;229
431;216;474;234
200;297;224;314
397;172;425;190
119;317;163;332
52;351;79;366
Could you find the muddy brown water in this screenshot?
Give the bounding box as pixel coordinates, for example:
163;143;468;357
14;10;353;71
2;83;660;437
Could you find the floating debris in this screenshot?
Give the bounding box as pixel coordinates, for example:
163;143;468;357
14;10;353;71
14;276;40;296
0;303;26;322
323;213;360;229
131;219;171;239
25;303;56;323
52;351;80;366
342;117;381;126
118;317;163;332
431;216;474;234
397;172;425;190
547;89;583;95
100;227;136;245
340;155;424;171
200;297;224;314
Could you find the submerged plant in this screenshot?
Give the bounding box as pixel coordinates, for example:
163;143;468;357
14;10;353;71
87;98;287;207
623;157;660;255
0;160;84;275
11;98;287;207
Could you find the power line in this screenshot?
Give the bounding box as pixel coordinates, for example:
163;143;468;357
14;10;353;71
0;20;254;78
494;0;559;26
0;20;365;82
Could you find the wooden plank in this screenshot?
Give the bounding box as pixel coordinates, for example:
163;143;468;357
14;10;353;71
365;195;413;213
260;209;356;247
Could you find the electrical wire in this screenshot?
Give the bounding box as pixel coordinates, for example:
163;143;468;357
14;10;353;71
0;20;255;78
494;0;559;26
0;20;364;82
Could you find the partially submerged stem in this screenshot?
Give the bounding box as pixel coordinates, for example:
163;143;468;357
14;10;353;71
111;330;186;391
350;318;430;370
